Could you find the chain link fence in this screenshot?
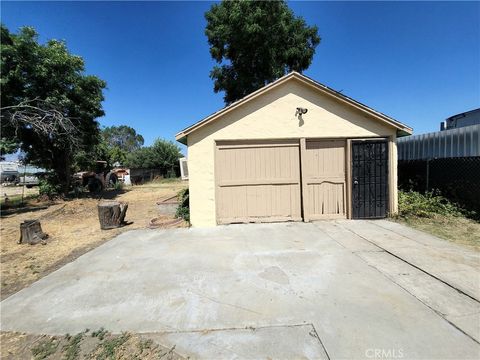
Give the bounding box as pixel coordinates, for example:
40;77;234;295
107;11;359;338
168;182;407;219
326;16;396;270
398;156;480;214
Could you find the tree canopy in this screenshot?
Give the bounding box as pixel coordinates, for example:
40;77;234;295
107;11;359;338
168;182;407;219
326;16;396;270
125;139;182;176
0;25;106;191
205;0;320;104
101;125;145;166
102;125;144;153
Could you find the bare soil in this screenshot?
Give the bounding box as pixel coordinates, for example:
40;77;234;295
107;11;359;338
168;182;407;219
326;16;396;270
0;180;188;300
0;330;185;360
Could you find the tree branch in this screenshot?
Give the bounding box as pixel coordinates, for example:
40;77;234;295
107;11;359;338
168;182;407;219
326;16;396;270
1;99;81;149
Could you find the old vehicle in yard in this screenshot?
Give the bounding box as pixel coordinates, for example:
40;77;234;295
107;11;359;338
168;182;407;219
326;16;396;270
0;161;19;184
18;175;40;188
74;161;119;193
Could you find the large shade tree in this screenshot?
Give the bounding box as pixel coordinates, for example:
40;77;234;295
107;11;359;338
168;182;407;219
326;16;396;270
205;0;321;104
101;125;144;165
0;25;106;192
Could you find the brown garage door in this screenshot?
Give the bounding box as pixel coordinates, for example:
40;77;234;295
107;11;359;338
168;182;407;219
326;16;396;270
302;139;346;220
215;140;302;224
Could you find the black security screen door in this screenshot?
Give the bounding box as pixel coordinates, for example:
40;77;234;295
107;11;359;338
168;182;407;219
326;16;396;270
352;140;389;219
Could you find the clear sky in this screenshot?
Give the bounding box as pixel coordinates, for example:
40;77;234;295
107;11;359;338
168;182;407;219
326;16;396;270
2;1;479;151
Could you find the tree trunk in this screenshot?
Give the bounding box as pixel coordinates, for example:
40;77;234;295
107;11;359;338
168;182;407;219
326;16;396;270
56;153;71;195
97;201;128;230
51;147;72;196
19;220;48;245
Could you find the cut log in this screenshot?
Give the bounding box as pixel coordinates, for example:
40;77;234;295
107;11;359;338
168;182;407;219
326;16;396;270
19;220;48;245
97;201;128;230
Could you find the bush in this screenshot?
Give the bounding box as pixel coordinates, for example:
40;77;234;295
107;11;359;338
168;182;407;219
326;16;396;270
398;190;466;218
165;168;177;178
38;178;62;198
113;181;123;191
175;188;189;222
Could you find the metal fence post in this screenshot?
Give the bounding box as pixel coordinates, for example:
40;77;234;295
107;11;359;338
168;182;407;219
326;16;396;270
21;163;27;205
426;158;430;193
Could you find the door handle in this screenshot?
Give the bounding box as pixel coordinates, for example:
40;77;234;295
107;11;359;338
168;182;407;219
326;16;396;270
353;180;359;185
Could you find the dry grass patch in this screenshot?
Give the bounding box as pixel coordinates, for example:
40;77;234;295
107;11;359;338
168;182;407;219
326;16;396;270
395;215;480;251
0;180;187;299
0;185;40;207
395;190;479;251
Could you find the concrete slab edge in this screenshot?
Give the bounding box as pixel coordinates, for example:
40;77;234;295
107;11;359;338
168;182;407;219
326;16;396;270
322;224;480;345
345;224;480;304
137;323;331;360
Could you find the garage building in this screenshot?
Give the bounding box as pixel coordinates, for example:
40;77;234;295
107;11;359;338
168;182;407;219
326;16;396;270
176;72;412;227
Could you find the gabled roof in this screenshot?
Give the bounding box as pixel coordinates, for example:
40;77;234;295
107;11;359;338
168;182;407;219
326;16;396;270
176;72;413;144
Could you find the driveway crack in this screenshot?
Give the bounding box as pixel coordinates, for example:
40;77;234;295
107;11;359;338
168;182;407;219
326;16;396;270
308;323;331;360
188;289;263;315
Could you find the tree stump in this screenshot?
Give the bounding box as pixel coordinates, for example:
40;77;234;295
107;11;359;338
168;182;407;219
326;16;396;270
19;220;48;244
97;201;128;230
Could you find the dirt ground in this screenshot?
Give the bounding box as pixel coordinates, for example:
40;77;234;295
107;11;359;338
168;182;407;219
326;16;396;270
0;330;185;360
0;180;188;300
396;215;480;251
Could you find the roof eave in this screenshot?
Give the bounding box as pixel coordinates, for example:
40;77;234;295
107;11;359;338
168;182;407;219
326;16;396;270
176;71;413;142
176;133;187;145
174;73;298;142
397;128;413;137
291;73;413;136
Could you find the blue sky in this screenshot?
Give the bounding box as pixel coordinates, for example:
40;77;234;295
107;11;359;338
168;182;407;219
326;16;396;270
2;1;479;152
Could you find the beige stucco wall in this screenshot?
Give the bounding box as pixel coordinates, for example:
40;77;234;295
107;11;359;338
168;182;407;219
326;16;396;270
187;78;398;227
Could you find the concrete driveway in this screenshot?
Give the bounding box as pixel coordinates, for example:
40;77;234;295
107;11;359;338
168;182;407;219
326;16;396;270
1;220;479;359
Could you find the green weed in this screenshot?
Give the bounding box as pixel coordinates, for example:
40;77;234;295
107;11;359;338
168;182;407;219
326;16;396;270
91;327;108;340
175;188;189;222
31;337;59;360
94;332;130;360
62;332;84;360
397;190;469;218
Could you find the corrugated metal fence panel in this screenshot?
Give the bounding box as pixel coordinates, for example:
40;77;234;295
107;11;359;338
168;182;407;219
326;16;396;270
398;124;480;160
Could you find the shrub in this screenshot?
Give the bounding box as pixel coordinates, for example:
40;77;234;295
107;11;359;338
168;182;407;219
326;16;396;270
165;168;177;178
113;181;123;191
38;178;62;198
398;190;466;218
175;188;189;222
